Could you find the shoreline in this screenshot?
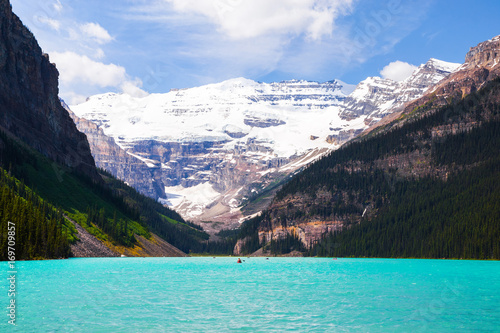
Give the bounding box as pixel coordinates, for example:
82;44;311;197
4;256;499;262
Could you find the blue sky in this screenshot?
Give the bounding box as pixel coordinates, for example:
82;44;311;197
10;0;500;104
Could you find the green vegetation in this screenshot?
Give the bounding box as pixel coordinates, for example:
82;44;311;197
0;128;211;258
0;168;71;260
433;120;500;166
268;231;305;255
97;169;209;253
310;159;500;259
234;214;264;255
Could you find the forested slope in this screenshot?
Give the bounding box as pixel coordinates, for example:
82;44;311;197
235;78;500;259
0;129;209;259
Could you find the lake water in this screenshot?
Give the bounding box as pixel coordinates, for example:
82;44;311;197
1;257;499;332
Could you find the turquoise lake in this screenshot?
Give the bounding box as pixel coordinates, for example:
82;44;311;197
1;258;500;332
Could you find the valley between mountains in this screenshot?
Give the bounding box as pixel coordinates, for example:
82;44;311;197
69;34;500;258
69;58;459;232
0;0;498;259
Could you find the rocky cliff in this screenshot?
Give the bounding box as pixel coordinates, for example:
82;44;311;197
0;0;98;180
64;101;161;198
427;35;500;99
373;35;500;131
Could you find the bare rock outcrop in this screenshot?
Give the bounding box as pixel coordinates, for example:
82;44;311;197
68;216;187;258
405;35;500;116
67;106;163;198
68;218;120;258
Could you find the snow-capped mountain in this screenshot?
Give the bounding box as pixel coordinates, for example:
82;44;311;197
70;59;459;229
341;59;461;121
73;78;355;157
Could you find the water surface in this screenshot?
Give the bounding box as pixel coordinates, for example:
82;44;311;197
1;258;499;332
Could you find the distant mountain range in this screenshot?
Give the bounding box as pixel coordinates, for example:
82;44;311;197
3;0;498;260
70;58;459;231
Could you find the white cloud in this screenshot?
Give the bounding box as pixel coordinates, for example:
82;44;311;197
51;51;126;87
164;0;353;40
121;0;433;86
63;92;88;106
93;48;106;60
53;0;63;13
121;80;149;98
380;61;417;82
50;51;148;103
79;22;113;44
122;0;356;84
35;16;61;31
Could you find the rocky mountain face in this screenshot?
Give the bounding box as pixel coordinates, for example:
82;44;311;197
234;35;500;255
331;59;460;144
64;101;161;198
417;36;500;104
0;0;98;180
71;61;458;228
71;79;354;226
371;35;500;134
341;59;459;121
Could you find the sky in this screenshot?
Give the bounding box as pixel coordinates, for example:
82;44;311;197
10;0;500;105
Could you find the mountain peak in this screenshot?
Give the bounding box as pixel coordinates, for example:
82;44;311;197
342;59;458;122
425;58;461;72
390;35;500;127
464;35;500;70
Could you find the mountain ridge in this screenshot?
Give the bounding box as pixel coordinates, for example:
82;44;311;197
70;58;458;228
231;35;500;258
364;35;500;137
